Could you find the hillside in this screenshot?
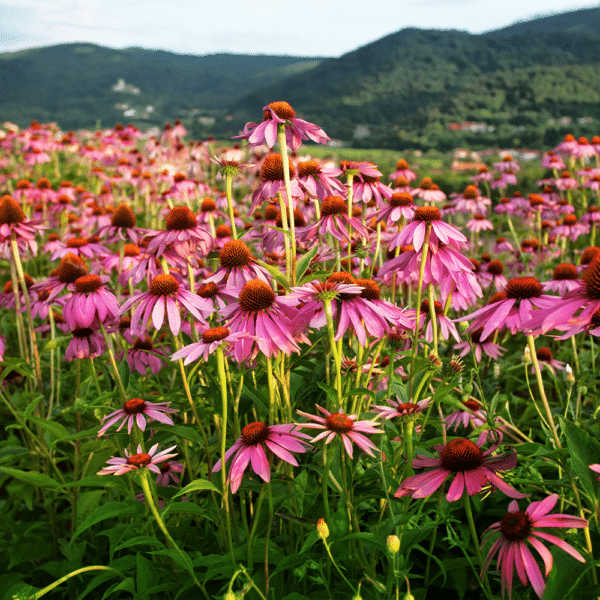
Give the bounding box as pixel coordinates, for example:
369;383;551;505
0;43;322;132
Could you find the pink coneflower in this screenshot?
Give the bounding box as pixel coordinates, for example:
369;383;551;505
250;153;303;213
97;397;178;436
97;443;178;476
0;194;46;256
419;299;460;342
347;161;393;205
554;170;578;191
478;260;507;291
552;214;588;242
454;326;505;362
481;494;587;599
212;421;311;493
373;192;415;224
62;274;119;329
234;101;329;150
388;206;467;253
581;205;600;225
411;177;446;203
494;155;520;172
119;336;169;375
445;400;487;430
533;347;565;375
204;240;271;289
542;263;580;295
572;136;596;159
466;214;494;233
120;273;213;337
372;397;430;420
389;158;417;182
296;159;345;201
296;405;382;458
220;279;301;361
461;278;556;341
65;326;106;361
297;195;370;243
96;202;145;244
453;185;491;215
145;206;213;259
541;151;566;170
493;237;515;254
51;236;108;261
471;165;492;183
156;460;184;486
170;326;253;364
395;437;527;501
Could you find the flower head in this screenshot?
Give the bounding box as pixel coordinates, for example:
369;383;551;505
296;405;382;458
212;421;311;493
482;494;587;599
395;437;527;501
98;398;178;436
97;443;178;476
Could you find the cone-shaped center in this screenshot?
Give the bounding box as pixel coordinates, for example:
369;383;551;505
419;177;435;190
321;195;347;216
396;403;419;413
327;272;356;285
72;327;94;338
149;274;179;296
463;400;481;411
563;214;578;226
396;159;409;170
220;240;252;268
166;206;197;230
581;247;600;266
0;196;26;225
264;101;295;120
200;198;216;212
463;185;478;199
124;244;140;257
215;224;232;239
57;253;89;284
553;263;577;280
202;326;230;343
591;308;600;328
414;206;441;222
133;336;153;351
111;203;136;228
123;398;147;414
355;278;381;300
439;438;483;472
241;421;270;445
298;160;320;177
127;453;152;467
582;256;600;300
390;192;413;207
537;347;553;362
261;154;295;181
325;413;353;434
505;277;542;300
487;260;504;276
500;510;532;541
67;237;88;248
239;280;275;312
197;282;219;298
74;274;102;293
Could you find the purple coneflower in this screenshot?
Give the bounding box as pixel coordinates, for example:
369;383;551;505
454;326;505;362
62;274;119;329
372;397;430;420
249;153;303;214
296;405;382;458
65;326;106;361
373;192;415;225
542;263;580;295
221;279;301;361
234;101;329;150
170;326;253;364
0;194;46;255
296;159;344;201
212;421;311;493
119;336;168;375
481;494;587;599
120;274;213;337
156;460;184;486
389;158;417;182
395;437;527;501
98;397;177;436
97;443;178;476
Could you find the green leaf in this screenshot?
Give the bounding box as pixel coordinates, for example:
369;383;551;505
71;501;145;543
559;416;600;501
542;543;590;600
28;416;70;440
172;479;220;499
255;259;289;291
117;356;130;391
169;425;202;445
337;532;388;555
115;536;165;552
317;382;339;405
295;244;319;281
101;577;135;600
0;466;60;489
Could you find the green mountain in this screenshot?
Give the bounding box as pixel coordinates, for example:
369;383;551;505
227;7;600;149
2;6;600;150
0;43;322;131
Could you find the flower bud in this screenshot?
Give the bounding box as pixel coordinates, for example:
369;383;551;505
523;346;531;365
387;534;400;554
565;364;575;385
317;518;329;540
223;593;241;600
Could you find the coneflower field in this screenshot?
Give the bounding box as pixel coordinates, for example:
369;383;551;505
1;105;600;600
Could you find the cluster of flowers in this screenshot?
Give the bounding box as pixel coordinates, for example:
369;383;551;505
2;111;599;599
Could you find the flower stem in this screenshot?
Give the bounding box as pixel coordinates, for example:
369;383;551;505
225;171;238;240
216;346;236;562
277;124;297;286
99;322;127;401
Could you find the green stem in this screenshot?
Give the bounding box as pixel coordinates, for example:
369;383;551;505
277;124;297;286
28;566;125;599
99;322;127;400
225;172;238;240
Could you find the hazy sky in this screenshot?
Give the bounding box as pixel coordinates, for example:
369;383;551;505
1;0;599;57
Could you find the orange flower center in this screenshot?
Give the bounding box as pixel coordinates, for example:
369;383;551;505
0;196;26;225
111;203;137;228
57;253;89;284
505;277;542;300
201;326;230;343
74;274;102;293
414;206;441;222
166;206;197;230
325;413;353;434
500;510;532;541
149;274;179;296
127;453;152;467
219;240;252;268
321;195;347;216
123;398;146;414
238;280;275;312
439;438;483;472
241;421;270;445
355;278;381;300
390;192;413;207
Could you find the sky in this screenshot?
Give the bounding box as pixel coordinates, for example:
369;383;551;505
1;0;599;57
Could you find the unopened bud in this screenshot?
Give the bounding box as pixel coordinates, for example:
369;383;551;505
565;364;575;385
403;594;415;600
317;518;329;540
387;534;400;554
523;346;531;365
223;593;241;600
